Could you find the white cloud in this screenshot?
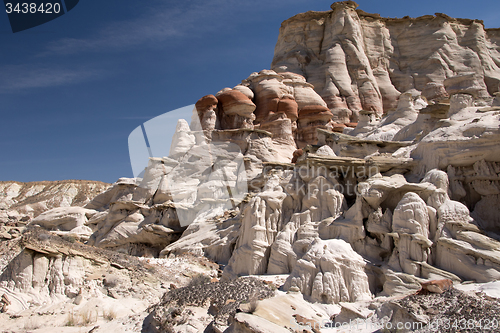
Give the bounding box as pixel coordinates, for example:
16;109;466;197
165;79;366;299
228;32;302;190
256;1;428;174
115;116;160;120
41;0;303;56
0;65;104;92
43;0;229;55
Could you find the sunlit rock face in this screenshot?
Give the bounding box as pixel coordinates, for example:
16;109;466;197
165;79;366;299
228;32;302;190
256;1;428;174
0;180;109;226
217;89;256;130
284;238;372;304
15;3;500;320
296;105;335;147
186;60;500;294
243;69;330;149
170;119;196;156
389;192;432;277
245;70;293;124
272;1;500;123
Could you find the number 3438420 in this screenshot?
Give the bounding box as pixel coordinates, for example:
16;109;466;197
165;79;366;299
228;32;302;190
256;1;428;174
5;3;61;14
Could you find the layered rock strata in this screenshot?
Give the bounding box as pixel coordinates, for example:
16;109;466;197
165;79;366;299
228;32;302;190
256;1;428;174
0;180;109;226
272;1;500;122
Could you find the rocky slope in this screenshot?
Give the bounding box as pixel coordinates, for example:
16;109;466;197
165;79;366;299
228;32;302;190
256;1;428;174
0;180;110;223
2;2;500;333
0;229;219;333
0;180;109;240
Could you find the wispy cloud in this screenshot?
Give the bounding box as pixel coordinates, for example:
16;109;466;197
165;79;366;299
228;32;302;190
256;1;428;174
0;64;105;92
40;0;302;56
115;116;160;120
1;0;300;92
43;0;231;56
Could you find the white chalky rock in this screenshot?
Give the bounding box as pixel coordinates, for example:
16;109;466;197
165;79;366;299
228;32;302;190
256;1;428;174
315;145;336;157
223;187;287;279
390;193;432;276
29;207;97;237
284;238;372;303
169;119;196;156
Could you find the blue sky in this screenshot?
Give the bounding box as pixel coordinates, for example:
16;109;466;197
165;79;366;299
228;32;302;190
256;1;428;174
1;0;499;183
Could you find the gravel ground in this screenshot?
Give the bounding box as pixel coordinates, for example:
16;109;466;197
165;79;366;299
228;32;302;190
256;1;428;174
395;288;500;333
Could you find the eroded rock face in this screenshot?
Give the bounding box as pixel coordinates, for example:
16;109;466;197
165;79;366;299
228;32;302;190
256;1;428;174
170;119;196;156
86;139;250;256
191;68;369;152
247;70;294;124
348;91;426;141
215;162;500;298
0;229;218;331
272;1;500;123
296;105;335;147
193;94;218;131
444;73;491;100
217;89;256;129
0;180;109;226
29;89;500;303
223;187;288;278
284;238;372;303
29;207;98;240
277;96;298;121
389;192;432;276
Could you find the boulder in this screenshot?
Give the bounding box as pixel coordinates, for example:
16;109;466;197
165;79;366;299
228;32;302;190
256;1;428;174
230;313;291;333
417;279;453;294
29;207;97;238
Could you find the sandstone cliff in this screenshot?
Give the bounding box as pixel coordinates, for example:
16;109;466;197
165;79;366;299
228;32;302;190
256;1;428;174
272;1;500;123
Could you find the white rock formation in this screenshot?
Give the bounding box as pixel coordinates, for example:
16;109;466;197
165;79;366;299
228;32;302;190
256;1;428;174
0;180;109;225
389;192;432;276
169;119;196;156
224;181;288;279
285;238;372;303
26;81;500;304
0;229;218;331
272;1;500;123
6;4;500;324
29;206;98;240
348;91;427;141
